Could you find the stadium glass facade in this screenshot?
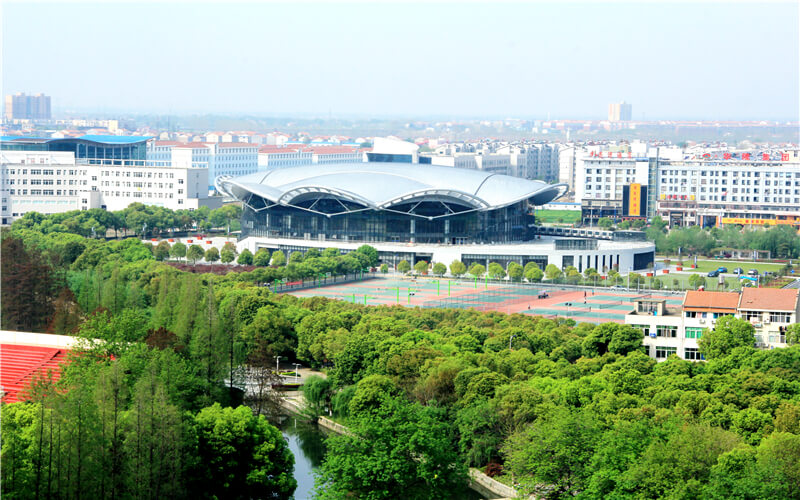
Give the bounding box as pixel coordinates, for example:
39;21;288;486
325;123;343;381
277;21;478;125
241;197;537;244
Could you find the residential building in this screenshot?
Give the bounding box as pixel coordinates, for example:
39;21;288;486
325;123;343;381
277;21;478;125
608;101;632;122
4;92;51;120
258;146;312;170
626;288;799;361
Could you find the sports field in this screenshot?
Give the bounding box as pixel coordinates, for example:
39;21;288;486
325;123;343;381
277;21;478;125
286;277;683;324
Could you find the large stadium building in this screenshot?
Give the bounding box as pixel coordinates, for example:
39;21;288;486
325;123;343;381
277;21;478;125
218;163;655;272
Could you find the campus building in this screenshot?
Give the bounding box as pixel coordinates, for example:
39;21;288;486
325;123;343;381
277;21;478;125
218;163;656;271
0;136;221;224
4;92;51;120
625;288;799;361
146;141;258;188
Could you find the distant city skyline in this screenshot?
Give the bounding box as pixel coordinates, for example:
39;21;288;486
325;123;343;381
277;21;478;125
3;2;798;121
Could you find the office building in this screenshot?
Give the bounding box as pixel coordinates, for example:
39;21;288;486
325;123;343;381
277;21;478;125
4;93;51;120
1;136;221;224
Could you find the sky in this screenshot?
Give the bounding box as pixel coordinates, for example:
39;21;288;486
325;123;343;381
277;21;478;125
3;1;799;121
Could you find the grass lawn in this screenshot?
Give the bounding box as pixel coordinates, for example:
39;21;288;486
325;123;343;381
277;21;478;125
535;209;581;224
665;259;787;274
648;272;742;292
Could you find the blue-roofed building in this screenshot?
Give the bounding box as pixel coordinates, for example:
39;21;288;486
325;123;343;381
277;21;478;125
1;135;151;161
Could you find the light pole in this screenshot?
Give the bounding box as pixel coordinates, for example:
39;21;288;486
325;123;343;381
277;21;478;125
275;356;281;374
293;363;301;383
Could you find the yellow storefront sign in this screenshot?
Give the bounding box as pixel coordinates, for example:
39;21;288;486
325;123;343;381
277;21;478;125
628;183;641;216
722;217;800;226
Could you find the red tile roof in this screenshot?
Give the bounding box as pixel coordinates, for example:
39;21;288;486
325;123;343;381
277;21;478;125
153;141;184;146
683;291;740;312
1;344;69;403
739;288;799;312
305;146;360;154
259;146;303;153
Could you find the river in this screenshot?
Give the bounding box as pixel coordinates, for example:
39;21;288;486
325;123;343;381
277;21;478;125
278;416;486;500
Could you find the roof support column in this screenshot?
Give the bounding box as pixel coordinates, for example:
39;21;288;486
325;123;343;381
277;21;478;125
410;219;415;243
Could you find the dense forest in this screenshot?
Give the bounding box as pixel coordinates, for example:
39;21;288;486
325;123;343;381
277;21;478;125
2;221;800;499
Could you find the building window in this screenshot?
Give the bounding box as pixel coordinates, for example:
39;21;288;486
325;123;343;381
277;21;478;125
632;324;651;337
769;312;791;323
741;311;761;321
656;346;677;359
684;348;704;361
685;327;703;339
657;325;677;338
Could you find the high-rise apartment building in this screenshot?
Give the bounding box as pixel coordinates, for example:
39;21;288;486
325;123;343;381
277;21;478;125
4;93;51;120
608;101;632;121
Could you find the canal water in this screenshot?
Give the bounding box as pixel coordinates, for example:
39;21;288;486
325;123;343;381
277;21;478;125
278;415;486;500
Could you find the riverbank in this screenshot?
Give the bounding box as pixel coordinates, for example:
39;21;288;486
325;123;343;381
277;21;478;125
277;393;519;499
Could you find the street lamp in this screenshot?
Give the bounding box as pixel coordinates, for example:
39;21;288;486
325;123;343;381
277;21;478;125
293;363;301;383
275;356;281;374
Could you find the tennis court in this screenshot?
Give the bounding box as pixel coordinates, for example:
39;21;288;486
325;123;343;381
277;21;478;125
286;277;682;324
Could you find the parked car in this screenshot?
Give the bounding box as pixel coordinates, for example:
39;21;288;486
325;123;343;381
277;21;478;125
748;269;760;276
733;267;744;275
708;270;720;277
717;267;728;273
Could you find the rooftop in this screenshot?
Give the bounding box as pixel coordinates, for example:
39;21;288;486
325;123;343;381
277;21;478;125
739;288;799;312
683;291;740;312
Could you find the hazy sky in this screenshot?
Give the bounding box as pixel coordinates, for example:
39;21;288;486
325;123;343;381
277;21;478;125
3;1;799;120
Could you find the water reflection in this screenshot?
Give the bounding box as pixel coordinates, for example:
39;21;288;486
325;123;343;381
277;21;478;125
278;416;327;500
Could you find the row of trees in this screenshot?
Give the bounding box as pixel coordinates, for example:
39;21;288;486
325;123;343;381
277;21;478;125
10;203;243;239
645;216;800;258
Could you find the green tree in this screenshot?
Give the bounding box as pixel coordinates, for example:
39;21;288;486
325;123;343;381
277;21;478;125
204;247;220;263
468;263;485;277
449;260;467;277
253;248;271;266
432;262;447;277
380;263;388;274
488;262;506;279
525;267;544;282
688;273;707;289
302;375;333;417
698;316;756;360
169;241;187;260
237;248;254;265
289;251;304;264
503;408;600;498
545;263;563;281
597;217;615;230
193;403;296;499
507;262;523;282
187;244;204;264
153;241;171;261
355;245;379;267
414;260;429;275
271;250;287;267
220;248;235;264
316;395;467;500
397;260;411;274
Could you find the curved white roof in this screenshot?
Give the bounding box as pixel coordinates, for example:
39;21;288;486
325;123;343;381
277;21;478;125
217;163;567;215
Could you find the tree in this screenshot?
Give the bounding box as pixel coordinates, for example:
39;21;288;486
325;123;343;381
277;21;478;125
355;245;379;267
432;262;447;277
503;408;600;498
688;273;707;289
220;248;235;264
187;244;204;264
545;263;563;281
193;403;296;499
449;260;467;277
414;260;429;275
525;267;544;282
237;249;254;265
204;247;220;263
698;316;756;360
316;395;467;500
1;236;57;332
302;375;333;417
507;262;523;282
271;250;287;267
169;242;186;261
289;251;304;264
397;260;411;274
488;262;506;279
598;217;615;230
153;241;171;261
253;248;271;266
380;264;388;274
468;263;485;277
